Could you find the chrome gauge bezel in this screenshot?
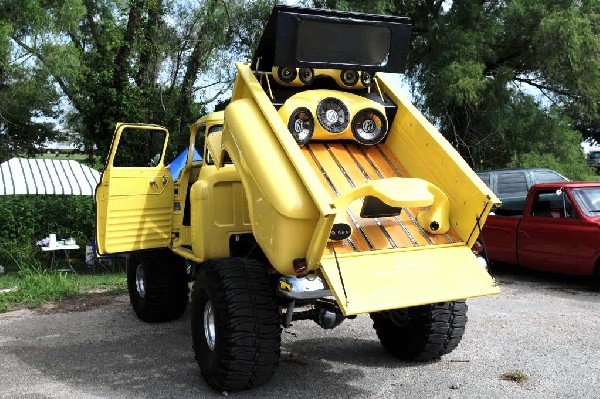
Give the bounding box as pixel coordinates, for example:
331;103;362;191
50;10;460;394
287;107;315;145
316;97;350;133
351;108;388;144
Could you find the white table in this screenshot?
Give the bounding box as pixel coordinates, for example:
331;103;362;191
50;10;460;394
41;245;80;273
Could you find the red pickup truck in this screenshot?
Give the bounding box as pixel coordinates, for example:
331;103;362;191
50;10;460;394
482;182;600;278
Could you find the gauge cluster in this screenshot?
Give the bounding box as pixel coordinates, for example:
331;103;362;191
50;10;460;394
278;89;390;145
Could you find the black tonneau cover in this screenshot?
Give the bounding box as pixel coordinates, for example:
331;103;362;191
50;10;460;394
252;5;412;73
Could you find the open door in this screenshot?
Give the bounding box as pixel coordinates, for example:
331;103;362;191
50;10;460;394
96;124;173;254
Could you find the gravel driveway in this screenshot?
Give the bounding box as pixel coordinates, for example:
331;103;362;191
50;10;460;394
1;265;598;399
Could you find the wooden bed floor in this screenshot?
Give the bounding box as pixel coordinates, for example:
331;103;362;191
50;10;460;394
301;142;462;255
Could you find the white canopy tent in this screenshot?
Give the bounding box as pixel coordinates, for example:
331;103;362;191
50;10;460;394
0;157;100;196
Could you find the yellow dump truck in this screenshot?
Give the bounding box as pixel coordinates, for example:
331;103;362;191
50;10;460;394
96;5;500;392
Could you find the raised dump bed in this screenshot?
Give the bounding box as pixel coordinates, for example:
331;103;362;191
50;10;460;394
303;142;462;255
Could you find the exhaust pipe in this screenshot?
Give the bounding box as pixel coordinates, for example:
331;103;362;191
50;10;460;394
282;298;347;330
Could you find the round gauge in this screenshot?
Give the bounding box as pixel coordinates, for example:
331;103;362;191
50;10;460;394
288;107;314;145
317;98;349;133
351;109;387;144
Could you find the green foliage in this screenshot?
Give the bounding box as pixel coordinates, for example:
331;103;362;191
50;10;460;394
500;370;529;383
497;104;597;180
310;0;397;14
4;268;80;309
75;272;127;291
0;195;95;269
0;243;77;312
0;236;126;313
0;0;274;161
0;267;126;313
0;0;65;162
330;0;600;177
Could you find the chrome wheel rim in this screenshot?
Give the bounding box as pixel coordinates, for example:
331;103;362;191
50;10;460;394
204;301;216;351
135;264;146;299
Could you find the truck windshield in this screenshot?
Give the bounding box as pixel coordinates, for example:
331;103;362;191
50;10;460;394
571;188;600;216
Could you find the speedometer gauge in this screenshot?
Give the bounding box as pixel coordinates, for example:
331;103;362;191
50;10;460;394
317;98;349;133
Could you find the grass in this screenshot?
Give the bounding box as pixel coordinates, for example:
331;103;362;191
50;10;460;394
0;240;127;313
500;370;529;383
0;268;126;313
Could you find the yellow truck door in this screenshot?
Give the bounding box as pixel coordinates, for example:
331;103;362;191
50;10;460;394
96;124;173;254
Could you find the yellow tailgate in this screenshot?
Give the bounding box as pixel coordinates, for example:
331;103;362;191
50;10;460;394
320;244;500;316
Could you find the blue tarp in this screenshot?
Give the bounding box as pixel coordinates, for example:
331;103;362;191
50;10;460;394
168;149;202;180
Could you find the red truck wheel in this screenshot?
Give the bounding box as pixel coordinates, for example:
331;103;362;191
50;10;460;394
370;300;467;361
191;257;281;392
126;249;189;322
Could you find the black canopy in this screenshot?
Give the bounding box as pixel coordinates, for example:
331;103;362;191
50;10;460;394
252;5;412;73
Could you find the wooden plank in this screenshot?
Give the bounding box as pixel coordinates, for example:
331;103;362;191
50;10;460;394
302;142;462;255
303;145;370;253
327;144;418;249
367;144;461;244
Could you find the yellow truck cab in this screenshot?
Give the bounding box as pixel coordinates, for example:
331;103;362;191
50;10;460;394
96;5;500;392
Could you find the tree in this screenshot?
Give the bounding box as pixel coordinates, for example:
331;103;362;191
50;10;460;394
0;0;274;161
312;0;600;179
0;16;60;162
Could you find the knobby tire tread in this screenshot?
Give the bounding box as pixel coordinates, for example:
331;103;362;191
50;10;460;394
127;249;189;323
370;301;468;361
191;257;281;392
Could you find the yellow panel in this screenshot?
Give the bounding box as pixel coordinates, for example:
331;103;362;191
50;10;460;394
213;182;234;226
97;166;173;254
377;74;500;246
320;245;500;316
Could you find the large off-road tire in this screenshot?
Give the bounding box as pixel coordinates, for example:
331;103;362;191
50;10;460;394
370;301;467;361
191;257;281;392
127;249;189;323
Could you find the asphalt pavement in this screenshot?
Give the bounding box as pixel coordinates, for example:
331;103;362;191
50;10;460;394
1;266;598;399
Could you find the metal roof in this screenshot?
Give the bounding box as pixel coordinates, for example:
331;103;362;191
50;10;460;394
0;157;100;195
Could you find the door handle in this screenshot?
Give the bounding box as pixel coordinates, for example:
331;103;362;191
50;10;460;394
149;176;169;194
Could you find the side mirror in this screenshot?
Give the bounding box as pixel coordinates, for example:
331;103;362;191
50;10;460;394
150;153;161;167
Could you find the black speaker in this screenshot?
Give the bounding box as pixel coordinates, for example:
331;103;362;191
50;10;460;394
340;69;359;86
299;68;314;85
361;71;374;87
277;66;297;83
351;108;387;144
